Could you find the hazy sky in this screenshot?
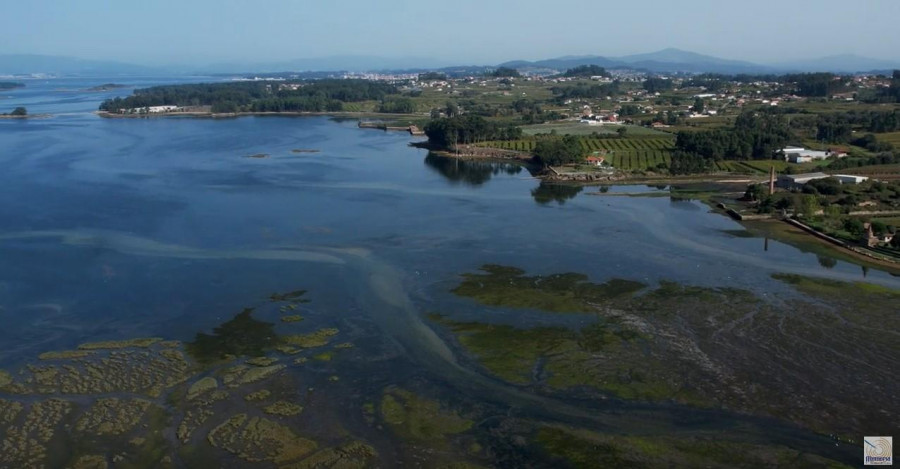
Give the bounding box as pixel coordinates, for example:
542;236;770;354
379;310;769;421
3;0;899;65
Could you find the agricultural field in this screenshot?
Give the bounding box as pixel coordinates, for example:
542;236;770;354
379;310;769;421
837;163;900;178
521;122;669;137
876;131;900;148
478;136;675;171
605;151;671;171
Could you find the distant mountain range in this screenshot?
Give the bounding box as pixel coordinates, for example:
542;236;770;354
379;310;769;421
1;49;898;77
499;48;900;75
0;54;156;76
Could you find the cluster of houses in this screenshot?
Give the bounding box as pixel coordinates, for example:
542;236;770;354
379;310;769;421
579;106;620;125
116;105;181;114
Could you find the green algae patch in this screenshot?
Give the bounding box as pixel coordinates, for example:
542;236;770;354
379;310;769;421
246;356;278;367
773;273;900;299
430;314;679;401
380;387;473;445
269;290;310;302
431;315;568;384
222;364;286;388
68;454;108;469
283;328;339;349
9;344;192;397
75;398;153;435
313;351;334;361
280;441;376;469
78;338;162;350
0;370;12;388
535;425;853;469
281;315;304;323
0;398;75;468
187;308;279;364
244;390;271;402
264;401;303;417
39;350;94;360
452;264;645;313
186;377;218;401
207;414;318;463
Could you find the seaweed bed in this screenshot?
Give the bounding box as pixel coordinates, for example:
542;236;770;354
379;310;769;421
0;271;889;467
434;265;900;441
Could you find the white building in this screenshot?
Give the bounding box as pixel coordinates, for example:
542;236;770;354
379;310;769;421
779;147;846;163
776;172;829;189
832;174;869;185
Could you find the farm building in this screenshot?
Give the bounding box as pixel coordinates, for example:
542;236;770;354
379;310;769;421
776;173;868;189
832;174;869;184
776;172;829;189
779;147;847;163
585;156;605;166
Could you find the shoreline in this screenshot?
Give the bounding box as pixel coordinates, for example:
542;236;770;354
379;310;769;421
0;114;51;120
95;110;425;120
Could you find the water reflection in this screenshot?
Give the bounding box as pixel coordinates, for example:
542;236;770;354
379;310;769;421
816;255;837;269
424;152;524;186
531;182;583;205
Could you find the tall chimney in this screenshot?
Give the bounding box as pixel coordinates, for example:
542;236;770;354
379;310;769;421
769;166;776;196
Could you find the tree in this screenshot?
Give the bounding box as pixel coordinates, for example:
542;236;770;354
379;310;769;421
744;183;766;201
10;107;26;116
843;218;865;236
798;195;820;219
532;135;584;167
616;127;628;138
445;101;460;118
643;77;673;93
693;98;704;114
871;220;888;235
490;67;521;78
562;65;609;78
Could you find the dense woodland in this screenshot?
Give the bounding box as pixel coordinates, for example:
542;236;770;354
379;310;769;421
99;80;400;113
423;115;523;147
562;65;609;78
674;112;793;161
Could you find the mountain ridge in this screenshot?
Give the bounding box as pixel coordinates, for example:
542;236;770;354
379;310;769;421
2;50;898;77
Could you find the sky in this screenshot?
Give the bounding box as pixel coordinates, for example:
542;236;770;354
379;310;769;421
2;0;899;66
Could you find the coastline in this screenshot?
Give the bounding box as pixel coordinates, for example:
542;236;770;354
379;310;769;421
95;110;425;120
0;114;51;120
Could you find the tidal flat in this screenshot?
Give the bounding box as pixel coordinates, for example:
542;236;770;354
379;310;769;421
2;101;896;466
432;264;899;443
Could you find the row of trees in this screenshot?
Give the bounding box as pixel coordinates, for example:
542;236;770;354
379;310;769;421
490;67;521;78
862;70;900;103
550;82;621;101
423;115;523;147
813;110;900;143
99;80;399;112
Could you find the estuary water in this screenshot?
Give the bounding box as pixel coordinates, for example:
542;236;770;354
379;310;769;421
0;78;893;466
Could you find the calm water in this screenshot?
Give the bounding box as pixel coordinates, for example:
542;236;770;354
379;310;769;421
0;78;892;465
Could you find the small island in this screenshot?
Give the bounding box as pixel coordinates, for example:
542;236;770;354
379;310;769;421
0;107;27;118
86;83;126;92
0;82;25;91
